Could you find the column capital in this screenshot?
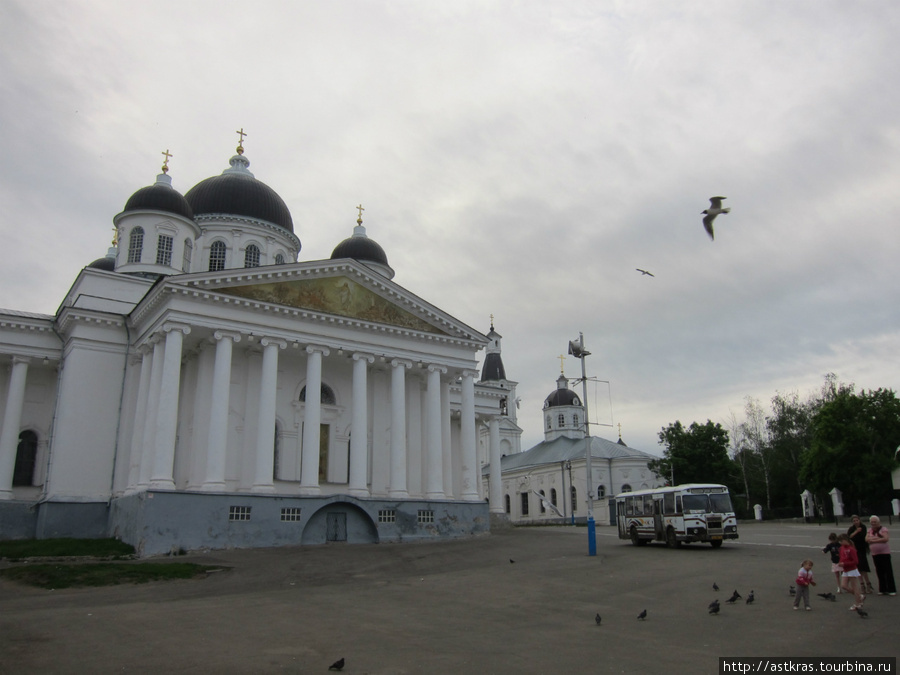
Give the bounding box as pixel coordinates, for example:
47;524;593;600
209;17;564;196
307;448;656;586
460;368;479;380
260;337;287;349
212;329;242;343
162;321;192;336
427;363;448;375
305;344;331;357
10;355;32;366
352;352;376;364
391;358;413;369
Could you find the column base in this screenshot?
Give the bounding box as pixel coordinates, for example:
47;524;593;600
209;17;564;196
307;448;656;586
298;485;321;496
149;479;175;491
348;488;369;498
461;490;481;501
426;491;445;500
198;482;226;493
388;490;409;499
251;484;276;494
0;490;12;500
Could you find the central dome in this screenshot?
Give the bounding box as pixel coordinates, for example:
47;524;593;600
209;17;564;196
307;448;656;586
185;154;293;232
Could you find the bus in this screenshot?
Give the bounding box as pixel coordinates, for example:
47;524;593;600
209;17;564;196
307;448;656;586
615;483;738;548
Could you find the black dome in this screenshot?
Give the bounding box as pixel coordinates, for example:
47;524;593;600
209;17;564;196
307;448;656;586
87;256;116;271
544;389;581;408
185;171;293;232
481;353;506;381
124;182;194;220
331;235;389;266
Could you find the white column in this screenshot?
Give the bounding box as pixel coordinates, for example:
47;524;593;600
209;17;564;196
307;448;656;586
126;347;153;492
349;352;374;496
389;358;411;498
138;336;164;487
253;337;286;493
425;364;447;499
202;330;241;491
441;377;453;498
489;416;503;514
150;323;190;490
0;357;31;499
300;345;329;494
459;370;479;500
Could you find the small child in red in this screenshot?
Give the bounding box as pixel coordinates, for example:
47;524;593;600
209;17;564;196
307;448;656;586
793;559;816;610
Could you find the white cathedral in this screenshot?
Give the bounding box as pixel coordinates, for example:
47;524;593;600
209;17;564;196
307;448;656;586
0;140;522;555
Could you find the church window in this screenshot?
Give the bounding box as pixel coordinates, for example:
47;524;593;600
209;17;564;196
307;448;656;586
244;244;261;268
156;234;173;266
378;509;396;523
274;253;285;265
570;486;577;513
300;383;336;405
573;414;579;428
558;413;565;428
127;227;144;263
504;495;511;514
182;239;193;272
546;415;551;430
228;505;251;521
621;484;632;493
417;510;434;524
209;240;226;271
550;488;558;508
280;508;302;522
520;492;529;516
13;430;38;486
598;484;606;499
539;490;546;514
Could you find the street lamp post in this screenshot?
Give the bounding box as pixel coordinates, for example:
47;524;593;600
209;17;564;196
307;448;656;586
568;332;596;556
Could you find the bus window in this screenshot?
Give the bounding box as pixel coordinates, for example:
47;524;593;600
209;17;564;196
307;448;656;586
709;493;734;513
663;493;675;515
625;496;634;516
682;494;709;513
643;495;654;515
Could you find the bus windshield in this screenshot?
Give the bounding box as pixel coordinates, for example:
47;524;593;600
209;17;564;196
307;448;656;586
681;495;710;513
709;492;734;513
681;492;734;514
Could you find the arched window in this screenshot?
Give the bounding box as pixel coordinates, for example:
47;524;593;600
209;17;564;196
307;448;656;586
156;234;173;266
504;494;511;514
570;486;577;513
209;241;226;271
274;253;285;265
13;430;38;486
520;492;529;516
182;239;193;272
546;415;551;430
244;244;261;268
127;227;144;263
558;413;565;427
621;484;632;493
598;484;606;498
550;488;558;507
299;383;336;405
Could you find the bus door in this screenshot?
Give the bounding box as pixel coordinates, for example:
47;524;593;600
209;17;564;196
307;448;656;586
653;497;665;541
617;500;627;539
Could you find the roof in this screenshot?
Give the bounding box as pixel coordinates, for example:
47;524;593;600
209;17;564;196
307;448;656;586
483;435;660;474
123;180;194;220
481;352;506;381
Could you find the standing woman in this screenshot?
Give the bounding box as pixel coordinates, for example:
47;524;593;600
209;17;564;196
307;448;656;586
848;514;874;594
866;515;897;596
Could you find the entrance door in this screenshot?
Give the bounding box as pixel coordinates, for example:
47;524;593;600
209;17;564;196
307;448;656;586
326;512;347;542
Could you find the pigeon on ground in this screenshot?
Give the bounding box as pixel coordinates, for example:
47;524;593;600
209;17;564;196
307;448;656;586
713;582;719;592
595;613;602;625
855;607;868;618
817;592;836;602
637;609;647;621
702;196;730;241
726;590;741;604
636;268;654;277
746;591;755;605
789;585;796;597
709;601;720;615
509;559;515;564
329;658;345;671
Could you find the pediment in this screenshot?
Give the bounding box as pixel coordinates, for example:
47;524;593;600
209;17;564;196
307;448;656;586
216;275;446;335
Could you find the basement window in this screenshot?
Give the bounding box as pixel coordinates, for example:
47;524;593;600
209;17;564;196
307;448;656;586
229;505;251;521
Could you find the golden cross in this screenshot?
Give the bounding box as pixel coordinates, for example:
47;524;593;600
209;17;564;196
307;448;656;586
558;354;566;374
161;148;172;174
111;226;118;246
356;204;365;223
618;422;622;438
236;127;247;154
490;313;494;329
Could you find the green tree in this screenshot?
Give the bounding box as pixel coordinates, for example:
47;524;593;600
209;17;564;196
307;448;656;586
801;385;900;512
650;420;735;487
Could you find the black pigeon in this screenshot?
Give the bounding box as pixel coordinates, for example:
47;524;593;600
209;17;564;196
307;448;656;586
855;607;868;618
636;268;655;277
726;590;741;604
789;585;796;597
817;592;836;602
595;613;602;625
708;599;720;610
509;559;515;564
637;609;647;621
713;582;719;592
701;196;730;241
746;591;755;605
709;602;720;615
329;658;344;671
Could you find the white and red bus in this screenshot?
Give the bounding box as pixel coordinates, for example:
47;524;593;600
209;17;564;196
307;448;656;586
615;483;738;548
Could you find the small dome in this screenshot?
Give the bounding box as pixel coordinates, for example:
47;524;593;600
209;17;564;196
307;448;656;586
123;173;194;220
87;256;116;271
185;154;293;232
331;234;389;266
544;373;581;408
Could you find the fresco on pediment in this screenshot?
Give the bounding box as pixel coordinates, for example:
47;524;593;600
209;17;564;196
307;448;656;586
217;276;445;335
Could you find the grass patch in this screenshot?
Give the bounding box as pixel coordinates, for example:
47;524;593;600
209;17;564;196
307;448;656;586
0;562;223;589
0;538;135;559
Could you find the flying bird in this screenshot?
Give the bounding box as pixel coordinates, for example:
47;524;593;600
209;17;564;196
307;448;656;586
746;591;755;605
726;590;742;604
595;613;602;625
701;196;730;241
636;268;655;277
713;582;719;592
637;609;647;621
817;592;836;602
329;658;345;671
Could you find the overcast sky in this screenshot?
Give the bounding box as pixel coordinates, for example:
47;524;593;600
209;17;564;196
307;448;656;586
2;1;899;455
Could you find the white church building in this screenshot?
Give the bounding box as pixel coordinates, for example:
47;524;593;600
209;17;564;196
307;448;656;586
484;371;664;526
0;140;517;555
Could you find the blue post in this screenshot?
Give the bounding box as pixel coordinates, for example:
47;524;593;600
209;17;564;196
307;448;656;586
588;516;596;556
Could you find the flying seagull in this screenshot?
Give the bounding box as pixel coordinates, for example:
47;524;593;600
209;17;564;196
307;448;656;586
702;196;730;241
636;268;655;277
637;609;647;621
329;658;345;671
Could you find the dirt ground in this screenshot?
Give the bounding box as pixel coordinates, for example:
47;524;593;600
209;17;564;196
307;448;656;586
1;523;898;674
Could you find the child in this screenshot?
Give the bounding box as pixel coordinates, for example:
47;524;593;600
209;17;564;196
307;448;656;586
822;533;842;593
837;533;864;610
793;559;816;610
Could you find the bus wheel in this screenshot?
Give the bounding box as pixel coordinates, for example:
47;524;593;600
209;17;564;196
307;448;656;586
666;527;679;549
630;526;642;546
710;540;723;548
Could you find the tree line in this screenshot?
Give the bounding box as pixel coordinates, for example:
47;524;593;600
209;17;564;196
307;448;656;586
647;374;900;519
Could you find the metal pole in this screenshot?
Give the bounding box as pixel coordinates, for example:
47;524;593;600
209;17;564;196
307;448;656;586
578;332;596;556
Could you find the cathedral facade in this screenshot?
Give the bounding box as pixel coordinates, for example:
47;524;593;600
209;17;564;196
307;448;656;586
0;143;514;555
